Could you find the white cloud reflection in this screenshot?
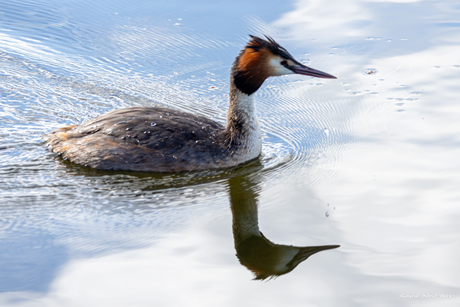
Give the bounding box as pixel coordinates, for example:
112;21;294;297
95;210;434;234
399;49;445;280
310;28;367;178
1;0;459;306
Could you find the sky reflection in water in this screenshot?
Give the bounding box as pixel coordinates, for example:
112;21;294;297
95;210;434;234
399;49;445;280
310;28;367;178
0;0;459;306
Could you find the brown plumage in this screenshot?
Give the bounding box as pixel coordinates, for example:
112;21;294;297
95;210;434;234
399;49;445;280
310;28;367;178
44;107;229;172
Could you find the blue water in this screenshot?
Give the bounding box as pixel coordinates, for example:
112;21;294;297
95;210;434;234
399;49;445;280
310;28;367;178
1;0;459;306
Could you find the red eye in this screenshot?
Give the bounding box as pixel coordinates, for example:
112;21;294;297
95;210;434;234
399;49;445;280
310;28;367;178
280;60;288;66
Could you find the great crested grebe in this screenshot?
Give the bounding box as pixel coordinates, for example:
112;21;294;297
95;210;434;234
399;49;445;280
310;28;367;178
45;35;336;172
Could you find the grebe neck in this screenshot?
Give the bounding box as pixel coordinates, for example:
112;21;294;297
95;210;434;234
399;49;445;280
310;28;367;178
225;83;262;156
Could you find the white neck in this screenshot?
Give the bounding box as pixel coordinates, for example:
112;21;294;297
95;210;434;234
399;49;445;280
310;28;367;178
226;88;262;162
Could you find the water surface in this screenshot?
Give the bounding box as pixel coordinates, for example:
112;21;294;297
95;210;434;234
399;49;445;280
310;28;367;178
1;0;459;306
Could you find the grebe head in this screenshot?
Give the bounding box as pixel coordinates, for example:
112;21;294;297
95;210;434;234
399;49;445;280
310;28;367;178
237;234;340;280
232;35;336;95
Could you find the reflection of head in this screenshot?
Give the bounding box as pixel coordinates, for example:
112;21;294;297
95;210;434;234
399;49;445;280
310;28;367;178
236;233;339;280
229;176;339;280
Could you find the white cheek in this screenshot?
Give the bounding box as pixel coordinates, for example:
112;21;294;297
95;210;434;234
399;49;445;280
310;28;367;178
269;58;294;76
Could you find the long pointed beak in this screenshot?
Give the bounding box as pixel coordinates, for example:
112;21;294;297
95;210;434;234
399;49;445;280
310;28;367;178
290;64;337;79
285;244;339;268
295;245;340;261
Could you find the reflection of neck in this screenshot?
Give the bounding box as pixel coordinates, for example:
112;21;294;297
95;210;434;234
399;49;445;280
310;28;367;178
229;177;261;245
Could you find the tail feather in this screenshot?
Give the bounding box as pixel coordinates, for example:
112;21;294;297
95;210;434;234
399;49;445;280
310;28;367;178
43;124;78;151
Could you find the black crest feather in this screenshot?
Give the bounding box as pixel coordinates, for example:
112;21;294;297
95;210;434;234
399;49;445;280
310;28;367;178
248;35;296;61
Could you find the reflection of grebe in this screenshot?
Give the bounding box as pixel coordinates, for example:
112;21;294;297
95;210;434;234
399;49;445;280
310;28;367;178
45;36;336;172
229;176;339;280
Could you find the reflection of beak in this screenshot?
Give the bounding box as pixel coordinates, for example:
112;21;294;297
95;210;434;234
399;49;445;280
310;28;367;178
289;245;340;266
290;64;337;79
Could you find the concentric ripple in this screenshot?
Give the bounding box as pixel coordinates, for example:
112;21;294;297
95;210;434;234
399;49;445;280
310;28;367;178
252;78;354;187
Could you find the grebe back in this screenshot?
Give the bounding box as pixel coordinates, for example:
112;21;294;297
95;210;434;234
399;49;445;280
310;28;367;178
44;35;336;172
